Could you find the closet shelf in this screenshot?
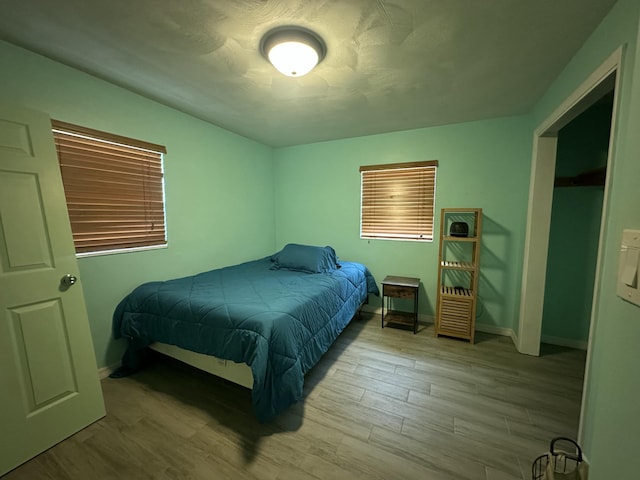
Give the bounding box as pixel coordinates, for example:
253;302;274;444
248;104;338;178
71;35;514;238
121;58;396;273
554;166;606;187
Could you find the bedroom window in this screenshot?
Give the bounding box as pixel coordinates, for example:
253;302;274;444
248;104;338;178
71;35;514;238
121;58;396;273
51;120;167;256
360;160;438;241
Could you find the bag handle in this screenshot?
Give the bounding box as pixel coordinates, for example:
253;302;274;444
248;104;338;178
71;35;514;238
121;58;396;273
549;437;583;462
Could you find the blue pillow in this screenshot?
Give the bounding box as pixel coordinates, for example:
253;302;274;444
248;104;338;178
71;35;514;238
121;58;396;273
271;244;339;273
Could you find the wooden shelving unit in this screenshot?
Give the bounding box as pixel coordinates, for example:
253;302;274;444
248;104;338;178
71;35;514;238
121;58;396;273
435;208;482;343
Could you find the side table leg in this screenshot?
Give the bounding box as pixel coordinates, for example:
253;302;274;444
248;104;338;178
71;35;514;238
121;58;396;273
414;292;418;334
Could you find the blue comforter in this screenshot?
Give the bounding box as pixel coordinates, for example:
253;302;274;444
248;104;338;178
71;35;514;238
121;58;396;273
112;257;378;421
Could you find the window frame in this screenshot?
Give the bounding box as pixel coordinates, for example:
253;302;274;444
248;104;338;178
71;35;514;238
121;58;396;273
51;120;168;257
360;160;438;242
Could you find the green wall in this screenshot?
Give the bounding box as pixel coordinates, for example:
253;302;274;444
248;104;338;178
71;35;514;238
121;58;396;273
542;98;611;344
3;0;640;474
273;116;533;333
0;40;276;369
531;0;640;476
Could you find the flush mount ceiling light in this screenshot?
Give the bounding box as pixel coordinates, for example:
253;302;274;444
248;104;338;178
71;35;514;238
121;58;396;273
260;26;326;77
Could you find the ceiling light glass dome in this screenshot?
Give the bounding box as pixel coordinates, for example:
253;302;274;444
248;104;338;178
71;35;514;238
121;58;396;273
260;26;326;77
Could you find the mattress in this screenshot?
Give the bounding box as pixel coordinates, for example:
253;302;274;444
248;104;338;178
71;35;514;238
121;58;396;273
111;255;378;421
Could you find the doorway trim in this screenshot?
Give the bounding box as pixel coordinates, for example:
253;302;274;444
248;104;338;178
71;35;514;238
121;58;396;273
517;45;623;356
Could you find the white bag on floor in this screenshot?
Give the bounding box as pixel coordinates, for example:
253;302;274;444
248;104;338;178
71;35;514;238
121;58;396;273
543;453;589;480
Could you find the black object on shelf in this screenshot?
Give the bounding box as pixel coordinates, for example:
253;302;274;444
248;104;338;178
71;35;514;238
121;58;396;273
449;221;469;237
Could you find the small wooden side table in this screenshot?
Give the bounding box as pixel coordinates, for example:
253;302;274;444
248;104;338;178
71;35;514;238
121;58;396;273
381;276;420;334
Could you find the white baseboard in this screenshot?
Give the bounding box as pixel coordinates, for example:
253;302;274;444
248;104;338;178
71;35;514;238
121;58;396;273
363;305;517;343
511;330;521;351
98;364;118;379
361;304;434;325
475;322;514;339
581;453;590;470
362;305;585;354
361;304;381;315
540;334;588;350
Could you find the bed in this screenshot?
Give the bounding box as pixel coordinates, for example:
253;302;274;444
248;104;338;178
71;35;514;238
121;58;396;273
111;244;379;422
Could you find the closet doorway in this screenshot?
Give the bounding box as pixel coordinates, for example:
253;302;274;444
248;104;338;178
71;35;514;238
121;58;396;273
517;47;621;440
518;48;621;357
541;90;614;350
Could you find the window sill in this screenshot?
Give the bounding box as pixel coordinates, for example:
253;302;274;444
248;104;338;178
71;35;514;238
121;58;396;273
75;243;168;259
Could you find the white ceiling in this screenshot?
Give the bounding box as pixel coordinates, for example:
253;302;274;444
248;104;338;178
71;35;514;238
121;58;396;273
0;0;618;147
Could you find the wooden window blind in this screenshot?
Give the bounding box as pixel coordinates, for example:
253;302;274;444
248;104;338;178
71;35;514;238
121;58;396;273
51;120;167;255
360;160;438;241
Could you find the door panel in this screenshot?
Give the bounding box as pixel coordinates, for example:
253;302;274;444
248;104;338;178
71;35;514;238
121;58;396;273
9;299;77;412
0;104;105;476
0;118;34;156
0;171;54;270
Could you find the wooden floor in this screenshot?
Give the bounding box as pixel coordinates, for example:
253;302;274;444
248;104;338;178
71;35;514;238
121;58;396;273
4;313;586;480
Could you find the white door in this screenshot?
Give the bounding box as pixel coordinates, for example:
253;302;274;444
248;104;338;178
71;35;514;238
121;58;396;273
0;104;106;475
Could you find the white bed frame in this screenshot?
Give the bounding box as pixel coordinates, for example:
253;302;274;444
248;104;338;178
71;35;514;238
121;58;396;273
149;342;253;389
147;302;368;392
